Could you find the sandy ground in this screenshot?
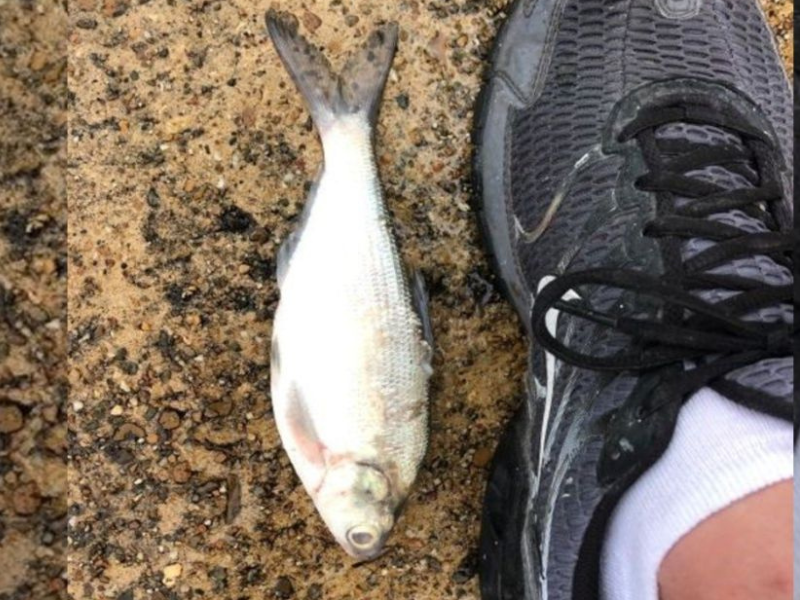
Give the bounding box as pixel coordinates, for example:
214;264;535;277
0;1;68;599
0;1;792;599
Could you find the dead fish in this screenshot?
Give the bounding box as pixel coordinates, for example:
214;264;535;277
265;10;433;561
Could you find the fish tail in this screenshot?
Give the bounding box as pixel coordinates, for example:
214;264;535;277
266;9;398;131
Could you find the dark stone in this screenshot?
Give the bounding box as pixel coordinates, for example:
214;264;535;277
139;146;165;166
209;566;228;592
244;253;273;282
119;360;139;375
452;549;478;583
76;18;98;29
146;187;161;208
165;283;198;310
2;209;47;248
103;441;135;466
226;287;254;312
218;205;255;234
241;564;265;587
274;576;294;598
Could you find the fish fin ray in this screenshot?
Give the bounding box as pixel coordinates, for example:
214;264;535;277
410;270;434;374
266;10;339;129
283;381;326;470
339;22;398;125
266;10;397;129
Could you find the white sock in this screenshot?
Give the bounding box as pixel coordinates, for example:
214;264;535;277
600;386;793;600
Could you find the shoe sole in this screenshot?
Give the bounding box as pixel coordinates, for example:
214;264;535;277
471;1;565;599
472;0;567;329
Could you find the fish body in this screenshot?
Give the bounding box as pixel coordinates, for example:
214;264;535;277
266;11;432;560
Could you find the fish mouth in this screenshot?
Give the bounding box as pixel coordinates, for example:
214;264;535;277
344;525;389;562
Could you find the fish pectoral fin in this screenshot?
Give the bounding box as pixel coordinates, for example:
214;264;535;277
284;382;326;470
410;269;434;352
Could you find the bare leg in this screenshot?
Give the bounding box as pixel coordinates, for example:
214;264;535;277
658;481;792;600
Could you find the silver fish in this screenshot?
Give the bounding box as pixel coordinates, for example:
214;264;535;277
266;10;433;561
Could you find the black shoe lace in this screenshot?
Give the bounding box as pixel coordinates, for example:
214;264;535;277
531;102;794;420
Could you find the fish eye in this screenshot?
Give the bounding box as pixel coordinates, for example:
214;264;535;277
347;525;379;549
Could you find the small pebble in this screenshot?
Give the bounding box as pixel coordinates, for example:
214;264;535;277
274;576;294;598
302;10;322;32
12;482;42;516
159;410;181;430
75;17;97;29
0;404;24;433
472;447;494;468
163;563;183;587
172;461;192;483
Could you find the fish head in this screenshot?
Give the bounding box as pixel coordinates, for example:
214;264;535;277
315;461;396;560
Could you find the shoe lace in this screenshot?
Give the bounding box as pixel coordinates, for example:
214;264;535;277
531;102;794;419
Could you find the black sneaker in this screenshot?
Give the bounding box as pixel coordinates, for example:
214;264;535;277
472;1;794;599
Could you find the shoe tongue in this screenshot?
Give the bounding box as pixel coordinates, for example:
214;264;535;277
653;123;792;326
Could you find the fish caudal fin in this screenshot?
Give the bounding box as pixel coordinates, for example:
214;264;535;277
266;9;398;130
338;23;399;124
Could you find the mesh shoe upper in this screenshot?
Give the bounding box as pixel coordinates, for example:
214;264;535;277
508;0;792;292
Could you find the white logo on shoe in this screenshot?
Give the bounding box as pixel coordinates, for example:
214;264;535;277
535;275;581;474
654;0;702;20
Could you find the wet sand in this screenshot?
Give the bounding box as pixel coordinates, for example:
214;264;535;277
0;1;792;599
